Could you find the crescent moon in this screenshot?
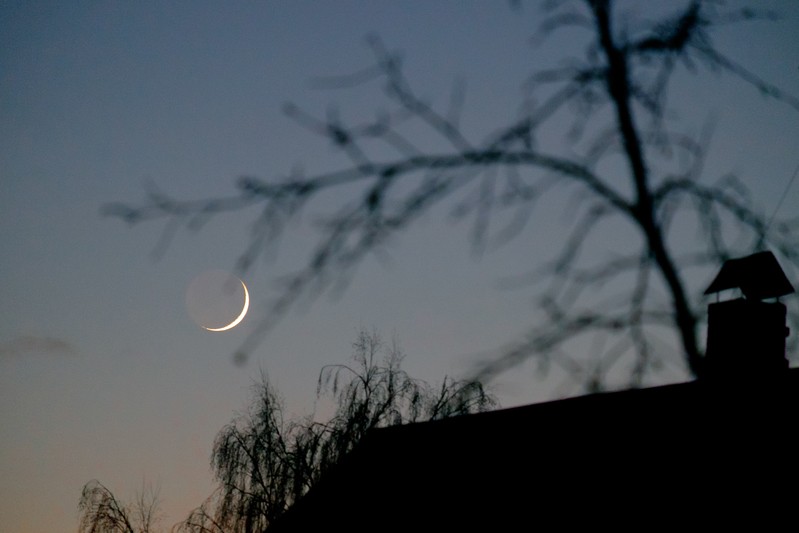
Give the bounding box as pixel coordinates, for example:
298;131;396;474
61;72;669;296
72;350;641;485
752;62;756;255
203;280;249;332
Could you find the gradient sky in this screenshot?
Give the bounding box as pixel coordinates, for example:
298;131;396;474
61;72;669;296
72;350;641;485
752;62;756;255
2;2;798;531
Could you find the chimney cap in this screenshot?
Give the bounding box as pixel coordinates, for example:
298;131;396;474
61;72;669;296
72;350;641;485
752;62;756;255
704;251;795;300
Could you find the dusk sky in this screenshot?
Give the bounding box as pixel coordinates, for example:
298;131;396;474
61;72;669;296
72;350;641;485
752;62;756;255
2;1;798;531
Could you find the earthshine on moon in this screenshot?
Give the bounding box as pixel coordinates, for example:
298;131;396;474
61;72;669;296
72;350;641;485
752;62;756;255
202;280;249;332
186;270;251;332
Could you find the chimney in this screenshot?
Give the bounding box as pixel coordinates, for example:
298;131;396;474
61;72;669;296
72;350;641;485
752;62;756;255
703;251;794;379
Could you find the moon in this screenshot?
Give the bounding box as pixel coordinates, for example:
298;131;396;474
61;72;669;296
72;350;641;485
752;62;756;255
186;270;251;332
202;279;249;332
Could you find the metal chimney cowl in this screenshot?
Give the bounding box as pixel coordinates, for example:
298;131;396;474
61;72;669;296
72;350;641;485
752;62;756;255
703;252;795;379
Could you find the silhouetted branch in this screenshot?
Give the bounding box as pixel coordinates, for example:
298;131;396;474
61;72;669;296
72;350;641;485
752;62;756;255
106;0;799;387
173;329;495;531
79;480;162;533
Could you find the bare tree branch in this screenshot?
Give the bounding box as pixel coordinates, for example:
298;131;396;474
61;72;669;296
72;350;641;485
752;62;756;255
106;0;799;388
171;329;494;531
79;480;162;533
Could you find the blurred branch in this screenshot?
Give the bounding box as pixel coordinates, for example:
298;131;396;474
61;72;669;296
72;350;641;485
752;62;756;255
106;0;799;387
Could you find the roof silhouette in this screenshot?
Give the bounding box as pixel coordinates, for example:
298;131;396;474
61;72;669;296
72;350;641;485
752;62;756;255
270;369;799;531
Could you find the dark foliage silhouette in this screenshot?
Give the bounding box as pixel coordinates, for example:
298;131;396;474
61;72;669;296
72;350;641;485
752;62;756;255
105;0;799;388
171;329;495;532
78;330;493;532
78;480;162;533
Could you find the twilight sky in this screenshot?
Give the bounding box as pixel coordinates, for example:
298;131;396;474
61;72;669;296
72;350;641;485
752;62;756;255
2;1;798;531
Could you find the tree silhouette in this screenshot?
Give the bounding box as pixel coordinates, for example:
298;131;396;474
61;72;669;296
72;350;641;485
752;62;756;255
172;329;495;532
105;0;799;387
77;331;493;532
78;480;162;533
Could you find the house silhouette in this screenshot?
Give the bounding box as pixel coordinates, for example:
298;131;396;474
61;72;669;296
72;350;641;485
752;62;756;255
270;253;797;531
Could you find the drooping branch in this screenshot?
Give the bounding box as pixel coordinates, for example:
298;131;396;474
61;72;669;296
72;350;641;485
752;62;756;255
78;480;161;533
173;329;495;531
